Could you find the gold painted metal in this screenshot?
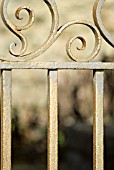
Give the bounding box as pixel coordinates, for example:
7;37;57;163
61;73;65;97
48;70;58;170
1;70;12;170
0;0;113;169
1;0;35;57
0;0;101;62
93;0;114;47
93;70;104;170
0;62;113;70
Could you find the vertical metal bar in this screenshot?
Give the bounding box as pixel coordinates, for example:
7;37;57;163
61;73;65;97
93;70;104;170
1;70;12;170
48;70;58;170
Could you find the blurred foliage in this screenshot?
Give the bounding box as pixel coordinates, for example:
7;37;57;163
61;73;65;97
58;131;65;148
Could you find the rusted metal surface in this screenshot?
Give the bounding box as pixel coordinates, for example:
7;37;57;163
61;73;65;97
1;70;12;170
48;70;58;170
93;70;104;170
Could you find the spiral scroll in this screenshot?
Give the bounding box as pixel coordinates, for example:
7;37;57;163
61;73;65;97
0;0;102;62
1;0;35;57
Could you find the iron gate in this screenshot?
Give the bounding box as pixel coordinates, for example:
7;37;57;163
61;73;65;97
0;0;113;170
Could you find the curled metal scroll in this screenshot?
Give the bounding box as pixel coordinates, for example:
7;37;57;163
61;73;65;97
0;0;101;62
93;0;114;47
1;0;34;57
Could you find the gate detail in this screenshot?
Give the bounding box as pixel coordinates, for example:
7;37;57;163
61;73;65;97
0;0;113;170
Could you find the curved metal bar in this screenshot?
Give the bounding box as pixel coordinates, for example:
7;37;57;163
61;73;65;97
20;0;59;61
15;6;34;31
0;0;59;61
1;0;35;56
93;0;114;47
0;0;102;62
22;20;101;62
56;20;101;62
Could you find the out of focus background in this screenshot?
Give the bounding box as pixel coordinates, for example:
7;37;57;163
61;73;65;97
0;0;114;170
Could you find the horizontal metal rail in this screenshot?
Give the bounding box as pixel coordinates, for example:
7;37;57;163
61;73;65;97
0;62;114;70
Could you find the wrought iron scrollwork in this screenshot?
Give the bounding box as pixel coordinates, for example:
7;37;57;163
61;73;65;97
0;0;102;62
1;0;35;57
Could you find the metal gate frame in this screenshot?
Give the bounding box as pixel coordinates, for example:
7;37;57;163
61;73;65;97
0;0;113;170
